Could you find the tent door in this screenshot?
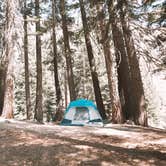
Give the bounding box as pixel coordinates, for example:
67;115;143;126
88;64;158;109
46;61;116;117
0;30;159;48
72;107;90;124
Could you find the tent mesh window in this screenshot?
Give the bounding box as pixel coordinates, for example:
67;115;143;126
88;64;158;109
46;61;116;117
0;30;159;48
73;107;89;121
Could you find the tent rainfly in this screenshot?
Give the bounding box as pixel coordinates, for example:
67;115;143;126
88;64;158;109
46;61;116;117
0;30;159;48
61;99;103;126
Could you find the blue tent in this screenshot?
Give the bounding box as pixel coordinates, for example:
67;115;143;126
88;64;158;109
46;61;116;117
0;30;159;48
61;99;103;126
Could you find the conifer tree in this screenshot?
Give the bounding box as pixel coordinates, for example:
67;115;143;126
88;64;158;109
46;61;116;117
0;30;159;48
24;0;31;119
0;65;5;115
79;0;106;119
60;0;76;101
34;0;43;123
1;0;19;118
119;0;148;126
96;0;123;123
52;0;62;121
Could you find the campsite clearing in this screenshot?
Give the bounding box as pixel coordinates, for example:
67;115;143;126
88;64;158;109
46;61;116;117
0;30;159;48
0;119;166;166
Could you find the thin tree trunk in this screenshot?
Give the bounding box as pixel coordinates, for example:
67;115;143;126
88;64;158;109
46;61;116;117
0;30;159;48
96;1;123;123
119;0;148;126
24;0;31;120
64;70;68;108
79;0;106;120
82;54;86;98
0;65;6;115
52;0;62;121
60;0;76;101
34;0;43;123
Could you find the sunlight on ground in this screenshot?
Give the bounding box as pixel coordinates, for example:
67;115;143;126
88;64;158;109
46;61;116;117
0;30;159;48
0;119;166;166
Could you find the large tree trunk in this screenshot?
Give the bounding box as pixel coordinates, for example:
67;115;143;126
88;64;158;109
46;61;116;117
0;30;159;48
2;63;14;119
79;0;106;120
96;1;123;123
119;0;148;126
107;1;135;122
24;0;31;120
1;0;18;119
52;0;62;121
60;0;76;101
111;19;134;122
34;0;43;123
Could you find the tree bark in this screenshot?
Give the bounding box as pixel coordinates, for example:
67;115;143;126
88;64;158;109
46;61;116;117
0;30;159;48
96;1;123;123
34;0;43;123
24;0;31;120
119;0;148;126
64;70;68;108
60;0;76;101
107;1;136;122
1;0;18;119
52;0;62;121
111;18;134;122
0;65;6;115
79;0;106;120
2;67;14;119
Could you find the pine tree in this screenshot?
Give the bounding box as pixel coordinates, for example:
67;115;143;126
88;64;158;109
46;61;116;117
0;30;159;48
1;0;19;118
34;0;43;123
0;8;5;115
119;0;148;126
60;0;76;101
52;0;62;121
79;0;106;120
107;0;135;123
95;0;123;123
0;65;5;115
24;0;31;120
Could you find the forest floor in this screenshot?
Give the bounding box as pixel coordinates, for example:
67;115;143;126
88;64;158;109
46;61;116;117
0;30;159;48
0;119;166;166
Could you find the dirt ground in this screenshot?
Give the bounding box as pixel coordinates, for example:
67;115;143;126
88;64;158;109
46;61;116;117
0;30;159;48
0;119;166;166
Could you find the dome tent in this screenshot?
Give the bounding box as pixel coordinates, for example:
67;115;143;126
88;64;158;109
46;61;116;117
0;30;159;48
61;99;103;126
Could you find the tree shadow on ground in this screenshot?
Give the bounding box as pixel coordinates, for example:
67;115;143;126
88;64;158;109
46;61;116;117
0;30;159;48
105;125;166;135
0;126;166;166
